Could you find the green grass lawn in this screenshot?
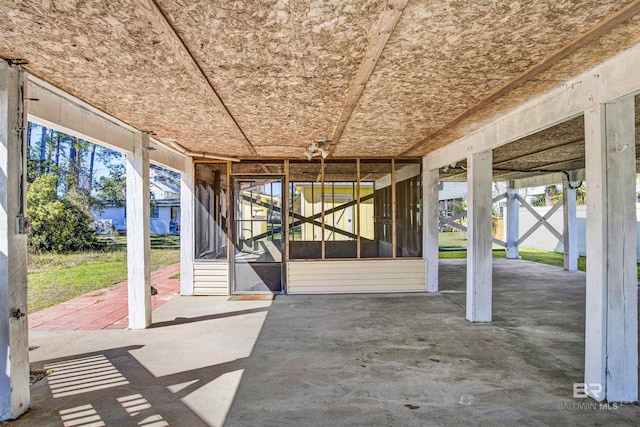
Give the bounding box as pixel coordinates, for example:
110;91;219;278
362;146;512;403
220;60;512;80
438;245;640;280
28;236;180;313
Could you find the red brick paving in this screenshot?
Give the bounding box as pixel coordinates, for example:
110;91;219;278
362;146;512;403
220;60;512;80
28;263;181;331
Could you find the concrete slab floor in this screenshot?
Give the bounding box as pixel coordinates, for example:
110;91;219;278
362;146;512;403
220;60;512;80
9;259;640;426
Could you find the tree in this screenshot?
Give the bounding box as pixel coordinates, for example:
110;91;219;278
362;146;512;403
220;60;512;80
96;163;126;208
27;174;102;253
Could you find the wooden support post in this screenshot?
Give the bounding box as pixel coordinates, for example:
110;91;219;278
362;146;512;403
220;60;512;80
584;96;638;402
423;160;439;292
562;180;578;271
506;181;519;259
466;150;493;323
0;62;30;421
126;131;151;329
391;159;397;258
180;158;194;296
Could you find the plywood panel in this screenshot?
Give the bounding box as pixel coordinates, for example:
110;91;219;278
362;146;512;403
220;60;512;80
288;259;425;293
2;1;639;160
337;0;635;157
155;0;386;156
193;262;229;295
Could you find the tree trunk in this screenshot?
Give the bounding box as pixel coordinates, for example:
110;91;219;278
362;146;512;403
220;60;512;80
88;144;97;193
67;136;81;192
54;131;61;190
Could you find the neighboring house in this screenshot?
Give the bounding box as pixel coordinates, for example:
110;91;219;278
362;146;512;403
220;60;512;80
95;172;181;235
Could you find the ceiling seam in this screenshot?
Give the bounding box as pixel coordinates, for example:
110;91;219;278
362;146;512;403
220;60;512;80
326;0;409;157
401;0;640;157
443;136;586;181
135;0;258;155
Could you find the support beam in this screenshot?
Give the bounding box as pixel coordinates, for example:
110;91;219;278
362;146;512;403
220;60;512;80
511;170;585;189
326;0;409;156
126;132;151;329
562;180;578;271
180;158;195;296
466;150;493;323
423;163;439;292
584;96;638;402
0;62;30;421
506;182;519;259
27;76;187;172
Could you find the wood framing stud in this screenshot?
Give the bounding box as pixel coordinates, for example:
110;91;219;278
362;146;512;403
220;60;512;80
327;0;409;156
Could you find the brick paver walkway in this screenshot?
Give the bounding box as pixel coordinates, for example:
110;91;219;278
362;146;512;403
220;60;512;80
28;263;181;331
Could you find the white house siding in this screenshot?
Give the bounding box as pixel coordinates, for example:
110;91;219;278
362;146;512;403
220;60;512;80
287;259;426;294
512;205;640;261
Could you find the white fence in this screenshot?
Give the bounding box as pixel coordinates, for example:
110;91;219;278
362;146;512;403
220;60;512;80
511;205;640;260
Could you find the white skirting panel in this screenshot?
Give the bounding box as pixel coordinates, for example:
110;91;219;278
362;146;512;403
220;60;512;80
288;259;426;294
193;262;229;295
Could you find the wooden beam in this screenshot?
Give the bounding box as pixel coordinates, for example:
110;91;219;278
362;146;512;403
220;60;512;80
584;97;638;403
357;159;361;259
126;131;151;329
423;164;439;292
466;150;493;323
505;184;519;259
0;61;30;421
326;0;409;156
562;180;578;271
179;158;195;296
135;0;257;155
515;194;564;244
391;159;397;258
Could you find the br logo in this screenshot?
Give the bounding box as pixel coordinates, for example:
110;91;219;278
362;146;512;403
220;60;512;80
573;383;603;399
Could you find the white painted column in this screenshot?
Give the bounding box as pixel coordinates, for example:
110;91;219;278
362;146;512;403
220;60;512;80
505;181;519;259
466;150;493;323
584;96;638;402
180;158;194;296
422;160;439;292
126;131;151;329
0;62;30;421
562;180;578;271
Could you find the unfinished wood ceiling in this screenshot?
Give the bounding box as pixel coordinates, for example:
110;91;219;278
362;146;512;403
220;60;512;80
439;95;640;182
1;1;640;159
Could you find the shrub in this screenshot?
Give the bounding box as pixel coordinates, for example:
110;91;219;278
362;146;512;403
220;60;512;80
27;174;103;253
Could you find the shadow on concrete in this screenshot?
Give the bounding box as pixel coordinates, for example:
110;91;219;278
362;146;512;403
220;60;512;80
18;260;640;426
18;344;252;426
149;306;269;328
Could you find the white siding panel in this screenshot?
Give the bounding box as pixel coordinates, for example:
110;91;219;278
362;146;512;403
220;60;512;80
288;260;426;294
193;262;229;295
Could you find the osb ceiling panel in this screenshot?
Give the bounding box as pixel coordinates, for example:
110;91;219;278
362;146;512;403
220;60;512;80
404;13;640;157
0;0;253;156
337;0;634;157
441;97;640;182
156;0;385;158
